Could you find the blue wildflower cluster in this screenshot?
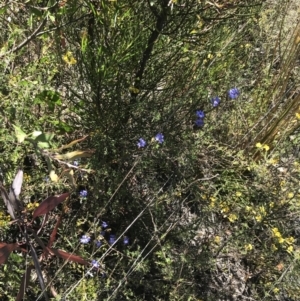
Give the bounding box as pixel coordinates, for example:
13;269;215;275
80;88;240;276
193;88;239;127
80;220;130;267
79;224;130;247
137;133;164;149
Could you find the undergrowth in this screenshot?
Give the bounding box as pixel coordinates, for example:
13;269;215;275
0;0;300;300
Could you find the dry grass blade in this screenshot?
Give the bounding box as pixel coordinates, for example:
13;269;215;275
55;135;89;152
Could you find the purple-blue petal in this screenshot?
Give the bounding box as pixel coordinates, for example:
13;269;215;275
196;110;205;119
91;259;100;268
102;221;108;229
137;138;146;148
80;235;91;244
155;133;164;144
211;97;220;107
228;88;240;99
195;118;204;127
124;236;129;245
109;234;116;245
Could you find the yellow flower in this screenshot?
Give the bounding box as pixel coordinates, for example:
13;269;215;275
62;51;77;65
288;192;294;199
285;237;295;245
296;112;300;119
272;228;282;238
207;53;213;59
129;86;140;94
273;287;280;294
245;244;253;251
278;237;285;244
287;245;293;254
259;206;266;215
245;206;252;212
255;214;262;222
221;205;230;213
271;244;278;251
24;173;31;182
245;43;252;48
214;236;221;244
236;191;242;197
262;144;270;151
269;202;274;208
228;213;238;223
255;142;269;151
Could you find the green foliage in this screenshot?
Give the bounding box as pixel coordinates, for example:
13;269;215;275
0;0;300;300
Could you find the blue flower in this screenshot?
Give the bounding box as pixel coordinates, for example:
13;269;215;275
79;190;88;198
123;236;129;245
155;133;164;144
195;118;204;127
196;110;205;119
137;138;146;148
91;259;100;269
211;97;220;107
228;87;240;99
80;235;90;244
109;234;116;245
101;221;108;229
95;240;102;248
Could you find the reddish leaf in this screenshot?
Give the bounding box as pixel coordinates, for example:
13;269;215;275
0;242;19;264
48;215;62;248
32;192;70;219
16;265;33;301
49;248;88;265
